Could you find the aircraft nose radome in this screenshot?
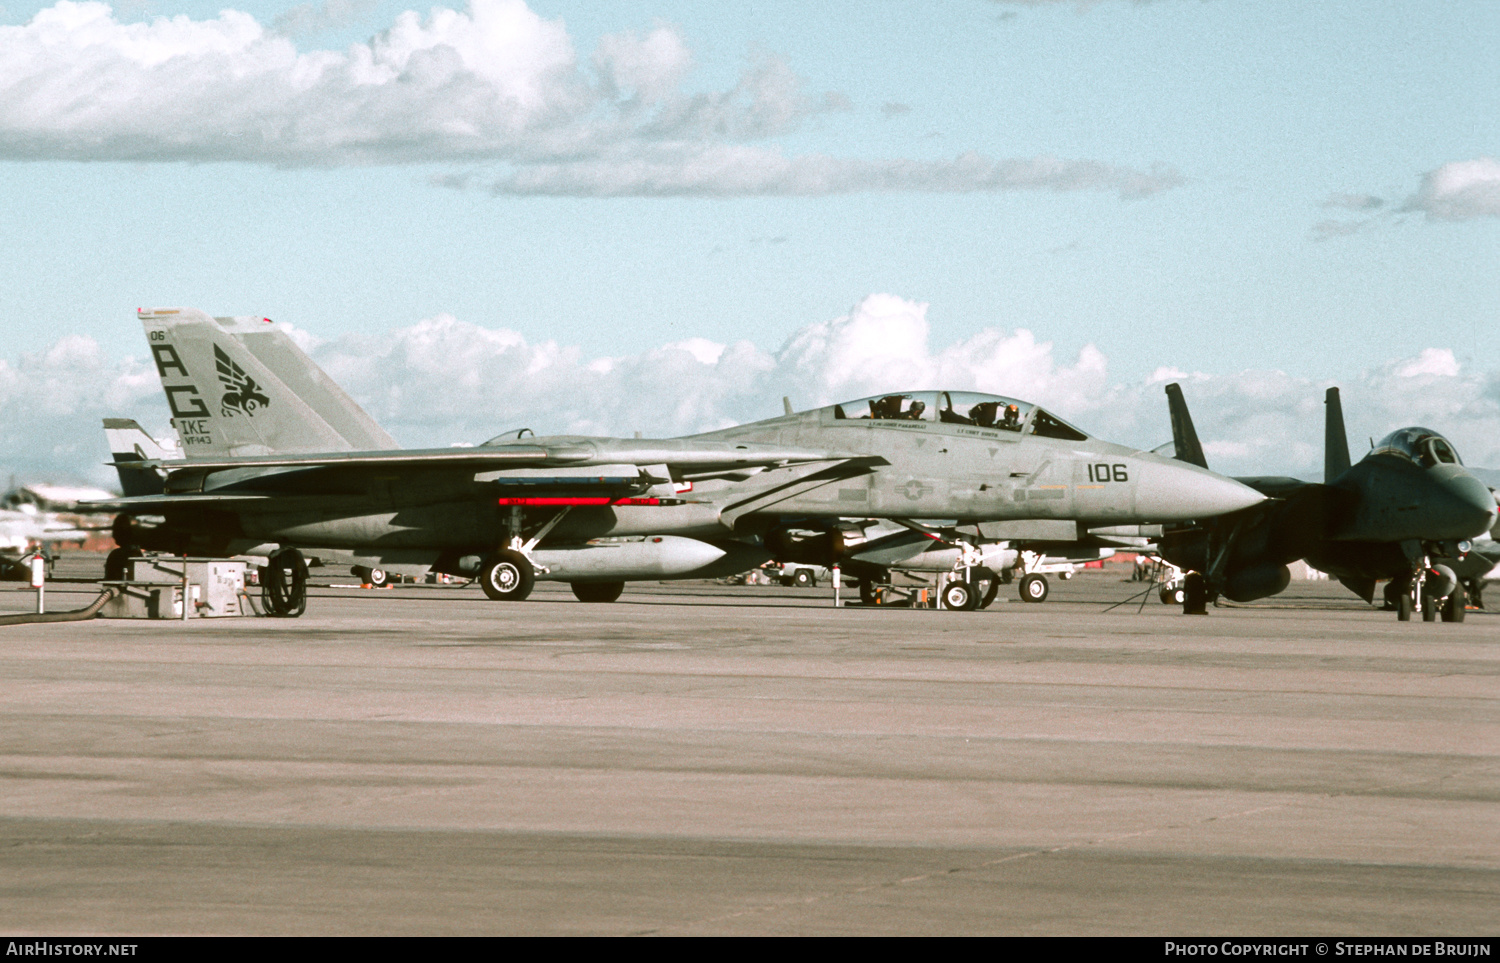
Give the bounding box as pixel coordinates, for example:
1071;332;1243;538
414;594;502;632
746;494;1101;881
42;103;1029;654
1132;460;1266;522
1431;472;1498;541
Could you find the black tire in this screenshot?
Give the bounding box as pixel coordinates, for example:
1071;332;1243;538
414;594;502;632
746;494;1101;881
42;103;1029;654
104;547;136;582
793;569;815;588
478;550;535;601
941;580;976;611
1019;573;1049;603
1397;591;1413;621
858;579;878;605
262;548;308;618
1421;587;1438;622
352;565;388;587
1441;583;1466;623
1382;581;1401;611
571;581;624;603
975;570;1001;610
1183;572;1209;615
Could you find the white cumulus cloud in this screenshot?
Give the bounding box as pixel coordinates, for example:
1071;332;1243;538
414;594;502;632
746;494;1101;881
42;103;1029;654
1402;157;1500;221
0;0;1183;198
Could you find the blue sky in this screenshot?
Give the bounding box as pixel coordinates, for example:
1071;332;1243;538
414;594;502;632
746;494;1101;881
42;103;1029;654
0;0;1495;483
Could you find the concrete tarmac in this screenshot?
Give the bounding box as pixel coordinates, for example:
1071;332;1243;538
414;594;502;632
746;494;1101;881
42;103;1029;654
0;564;1495;935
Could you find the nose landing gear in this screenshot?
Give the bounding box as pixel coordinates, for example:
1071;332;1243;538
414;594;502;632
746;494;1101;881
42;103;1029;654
1389;561;1465;623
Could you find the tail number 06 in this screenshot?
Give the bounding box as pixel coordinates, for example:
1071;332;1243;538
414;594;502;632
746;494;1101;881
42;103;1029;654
1087;463;1128;483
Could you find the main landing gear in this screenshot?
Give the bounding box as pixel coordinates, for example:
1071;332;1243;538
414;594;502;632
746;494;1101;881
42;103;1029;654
478;549;535;602
1018;572;1049;604
474;505;578;602
941;579;977;611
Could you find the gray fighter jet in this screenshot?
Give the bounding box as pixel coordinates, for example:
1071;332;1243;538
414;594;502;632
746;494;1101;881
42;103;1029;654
94;308;1265;614
1157;384;1497;620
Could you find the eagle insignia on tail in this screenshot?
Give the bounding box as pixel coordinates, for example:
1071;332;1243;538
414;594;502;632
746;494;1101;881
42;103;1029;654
214;344;271;417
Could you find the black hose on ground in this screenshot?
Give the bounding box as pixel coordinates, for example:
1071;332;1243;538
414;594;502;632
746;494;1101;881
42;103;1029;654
0;587;121;627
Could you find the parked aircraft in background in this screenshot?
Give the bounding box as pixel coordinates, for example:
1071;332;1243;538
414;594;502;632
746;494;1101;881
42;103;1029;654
0;480;116;579
91;308;1265;615
0;508;96;579
1;482;117;513
1156;384;1497;620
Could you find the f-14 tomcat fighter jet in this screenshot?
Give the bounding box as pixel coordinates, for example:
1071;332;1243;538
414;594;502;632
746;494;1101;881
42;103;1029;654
93;308;1265;615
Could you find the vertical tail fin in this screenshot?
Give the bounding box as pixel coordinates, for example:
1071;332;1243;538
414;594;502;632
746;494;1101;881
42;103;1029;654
1164;383;1209;469
1324;386;1351;483
229;322;397;452
103;418;181;496
138;308;396;458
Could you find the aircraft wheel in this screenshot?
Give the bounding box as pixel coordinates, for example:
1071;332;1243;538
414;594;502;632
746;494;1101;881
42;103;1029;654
104;547;139;582
1396;591;1413;621
262;548;308;618
1019;573;1049;603
793;569;815;588
1183;572;1209;615
941;580;976;611
478;550;535;601
571;581;624;603
1382;580;1402;611
858;579;878;605
1421;586;1438;622
975;570;1001;610
352;565;389;587
1441;583;1466;622
999;569;1014;585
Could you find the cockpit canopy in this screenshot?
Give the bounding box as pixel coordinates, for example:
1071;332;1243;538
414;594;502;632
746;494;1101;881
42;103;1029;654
830;391;1089;441
1372;427;1463;468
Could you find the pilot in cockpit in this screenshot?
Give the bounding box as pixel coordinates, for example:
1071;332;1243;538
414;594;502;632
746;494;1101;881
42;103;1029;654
904;400;926;421
1001;404;1020;430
